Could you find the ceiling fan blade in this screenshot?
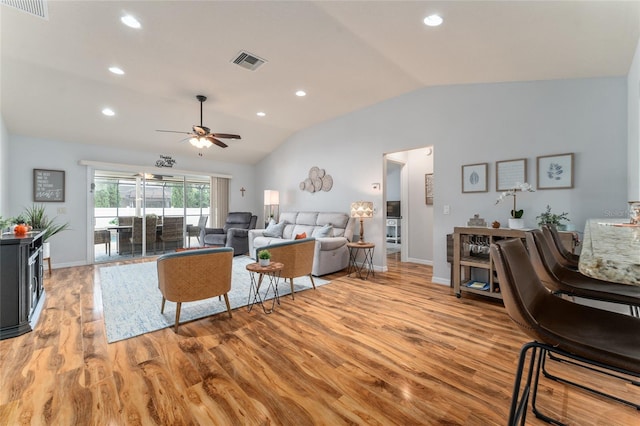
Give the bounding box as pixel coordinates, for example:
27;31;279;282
211;133;241;139
206;136;228;148
156;130;192;135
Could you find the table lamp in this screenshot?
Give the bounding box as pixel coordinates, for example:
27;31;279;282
350;201;374;243
264;190;280;226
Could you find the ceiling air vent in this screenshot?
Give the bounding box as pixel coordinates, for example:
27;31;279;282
1;0;48;19
231;50;266;71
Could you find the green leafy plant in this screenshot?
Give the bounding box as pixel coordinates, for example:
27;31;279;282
11;214;28;225
258;249;271;260
0;216;11;231
23;204;70;241
536;205;569;228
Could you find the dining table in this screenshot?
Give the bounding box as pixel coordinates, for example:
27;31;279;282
578;218;640;286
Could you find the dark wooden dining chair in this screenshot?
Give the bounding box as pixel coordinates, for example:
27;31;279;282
94;229;111;256
159;216;184;252
491;238;640;425
129;215;157;256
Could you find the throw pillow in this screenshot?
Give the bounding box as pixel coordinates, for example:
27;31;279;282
295;232;307;240
312;224;333;238
264;220;286;238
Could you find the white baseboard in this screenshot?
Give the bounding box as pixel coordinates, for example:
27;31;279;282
431;277;451;286
406;257;432;266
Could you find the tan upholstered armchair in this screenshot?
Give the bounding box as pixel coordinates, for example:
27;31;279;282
157;247;233;332
259;238;316;300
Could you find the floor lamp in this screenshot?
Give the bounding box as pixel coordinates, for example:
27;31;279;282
350;201;373;244
264;190;280;226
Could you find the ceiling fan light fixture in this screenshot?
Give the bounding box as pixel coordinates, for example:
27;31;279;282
423;14;443;27
189;137;212;149
108;66;125;75
121;14;141;29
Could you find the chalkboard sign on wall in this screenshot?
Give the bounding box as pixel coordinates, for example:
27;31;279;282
33;169;65;202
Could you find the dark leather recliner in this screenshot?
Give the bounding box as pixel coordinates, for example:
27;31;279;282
491;238;640;425
201;212;257;256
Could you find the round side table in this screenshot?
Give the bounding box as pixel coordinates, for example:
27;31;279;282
347;242;375;280
246;261;284;313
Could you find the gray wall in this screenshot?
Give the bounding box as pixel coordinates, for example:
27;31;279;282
5;135;258;268
386;162;401;202
1;76;632;278
628;38;640;201
255;77;629;283
0;115;9;217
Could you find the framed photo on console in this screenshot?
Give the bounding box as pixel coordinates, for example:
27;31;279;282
537;153;574;189
461;163;488;193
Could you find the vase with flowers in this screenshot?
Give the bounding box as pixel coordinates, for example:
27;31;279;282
496;182;535;229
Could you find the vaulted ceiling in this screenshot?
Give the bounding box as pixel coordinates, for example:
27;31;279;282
2;1;639;164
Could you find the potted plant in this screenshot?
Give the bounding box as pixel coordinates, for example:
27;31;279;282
258;249;271;267
536;205;570;230
23;204;70;257
495;182;535;229
0;216;11;234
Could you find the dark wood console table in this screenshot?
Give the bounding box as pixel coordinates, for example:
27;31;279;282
0;230;46;340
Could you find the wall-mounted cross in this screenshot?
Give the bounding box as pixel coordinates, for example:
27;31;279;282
240;187;246;197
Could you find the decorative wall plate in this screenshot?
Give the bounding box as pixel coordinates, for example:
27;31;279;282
312;177;323;191
321;174;333;191
304;178;314;192
300;167;333;193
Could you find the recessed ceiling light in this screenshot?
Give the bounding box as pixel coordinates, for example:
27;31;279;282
102;108;115;116
108;66;125;75
423;14;443;27
256;112;266;117
295;90;306;97
121;14;141;29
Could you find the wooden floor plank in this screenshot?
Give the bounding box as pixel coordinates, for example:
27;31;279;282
0;254;638;425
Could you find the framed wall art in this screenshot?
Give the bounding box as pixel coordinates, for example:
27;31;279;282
425;173;434;205
33;169;65;202
461;163;488;193
537;153;574;189
496;158;526;191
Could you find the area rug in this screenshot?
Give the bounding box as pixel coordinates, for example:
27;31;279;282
99;256;328;343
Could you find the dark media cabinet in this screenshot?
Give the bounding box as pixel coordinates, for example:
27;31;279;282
0;230;46;340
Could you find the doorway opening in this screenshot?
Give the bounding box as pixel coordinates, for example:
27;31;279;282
384;146;434;266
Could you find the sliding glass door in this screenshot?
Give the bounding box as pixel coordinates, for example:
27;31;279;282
93;171;210;263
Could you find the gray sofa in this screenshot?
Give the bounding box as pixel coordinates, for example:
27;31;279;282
248;211;355;276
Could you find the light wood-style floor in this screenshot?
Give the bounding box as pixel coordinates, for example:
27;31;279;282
0;253;638;425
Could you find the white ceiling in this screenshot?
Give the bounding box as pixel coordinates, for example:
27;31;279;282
2;1;639;165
